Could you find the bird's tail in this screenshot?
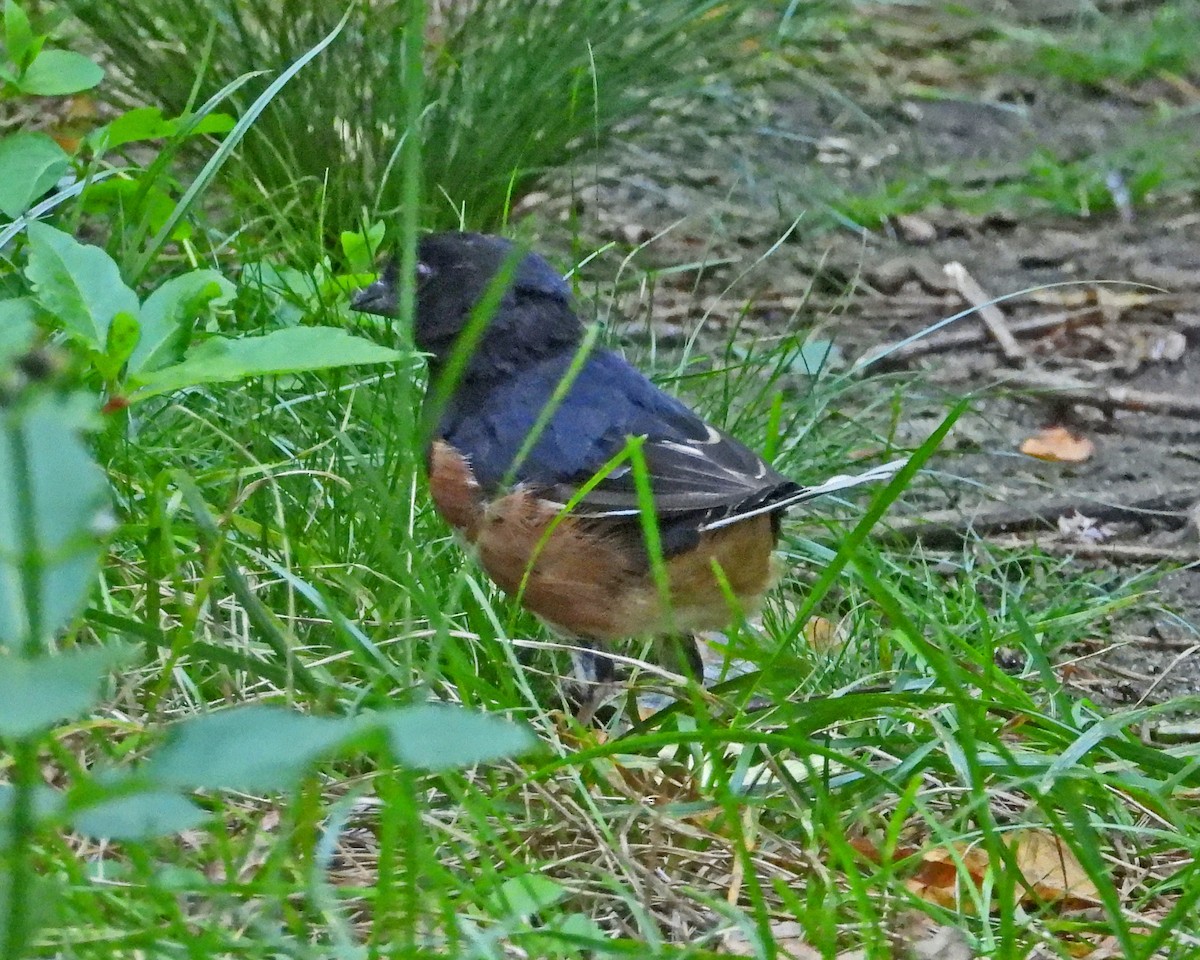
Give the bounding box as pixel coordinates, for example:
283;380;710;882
700;459;908;532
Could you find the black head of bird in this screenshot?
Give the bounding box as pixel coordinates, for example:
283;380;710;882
351;232;582;378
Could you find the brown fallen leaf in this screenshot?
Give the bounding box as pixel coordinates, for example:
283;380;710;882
908;844;992;909
1011;829;1101;905
1020;426;1095;464
907;831;1100;911
803;616;844;653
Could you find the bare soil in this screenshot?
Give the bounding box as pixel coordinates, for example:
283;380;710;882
531;1;1200;705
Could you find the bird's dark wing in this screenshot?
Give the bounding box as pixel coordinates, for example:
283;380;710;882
439;349;798;523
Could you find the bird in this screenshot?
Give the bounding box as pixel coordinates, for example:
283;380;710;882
351;232;901;719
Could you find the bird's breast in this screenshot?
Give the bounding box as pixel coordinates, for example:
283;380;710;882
427;440;780;640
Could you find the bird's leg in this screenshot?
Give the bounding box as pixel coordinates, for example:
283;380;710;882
656;634;705;683
683;634;705;681
567;638;620;725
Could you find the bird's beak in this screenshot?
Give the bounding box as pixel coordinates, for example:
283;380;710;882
350;278;396;316
350;259;400;316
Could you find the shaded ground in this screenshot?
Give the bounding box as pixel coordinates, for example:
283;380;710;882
532;0;1200;704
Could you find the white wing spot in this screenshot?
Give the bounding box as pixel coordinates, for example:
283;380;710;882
660;440;708;459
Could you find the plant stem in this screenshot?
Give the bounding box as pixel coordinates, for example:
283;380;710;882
3;416;45;959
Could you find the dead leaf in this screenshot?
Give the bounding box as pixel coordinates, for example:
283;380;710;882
908;844;991;908
803;616;844;653
896;912;976;960
1030;288;1094;308
1057;511;1114;543
816;136;855;165
1011;829;1101;905
897;214;937;244
907;831;1100;911
722;920;821;958
1144;329;1187;364
1020;426;1095;463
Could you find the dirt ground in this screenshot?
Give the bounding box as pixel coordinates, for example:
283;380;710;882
533;1;1200;705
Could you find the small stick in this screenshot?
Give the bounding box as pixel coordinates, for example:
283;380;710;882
944;261;1026;363
861;308;1102;368
877;487;1196;548
990;537;1200;565
1005;370;1200;419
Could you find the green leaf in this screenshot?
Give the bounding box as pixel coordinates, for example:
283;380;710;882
341;222;386;275
490;875;568;919
0;645;132;737
24;221;139;350
0;783;62;840
128;270;235;376
0;298;37;367
790;338;844;376
78;177;191;242
0;870;51;955
144;705;361;793
18;49;103;95
0;132;69;219
376;703;536;771
72;790;206;840
0;393;109;648
4;1;35;71
95;310;139;382
86;106;235;153
129;326;403;400
546;912;606;942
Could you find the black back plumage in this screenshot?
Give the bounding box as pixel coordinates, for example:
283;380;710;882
355;232;801;555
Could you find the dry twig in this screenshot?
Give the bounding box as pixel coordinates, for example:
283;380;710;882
879;487;1196;549
1006;369;1200;418
944;260;1026;363
990;537;1200;565
861;308;1103;368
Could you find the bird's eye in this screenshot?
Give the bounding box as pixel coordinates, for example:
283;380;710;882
417;261;434;281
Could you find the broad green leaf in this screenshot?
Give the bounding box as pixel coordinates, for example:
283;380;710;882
78;177;191;242
86;106;235;153
491;875;568;919
24;222;139;350
0;870;51;955
547;912;606;941
19;49;103;95
341;222;385;275
0;646;131;736
72;790;206;840
129;327;402;399
4;1;35;72
377;703;536;771
0;783;63;840
521;912;608;956
790;338;844;376
145;705;361;792
128;270;235;376
0;298;37;366
0;393;109;647
94;310;139;382
0;132;69;219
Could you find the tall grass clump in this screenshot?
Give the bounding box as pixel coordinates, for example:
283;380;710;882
67;0;764;233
